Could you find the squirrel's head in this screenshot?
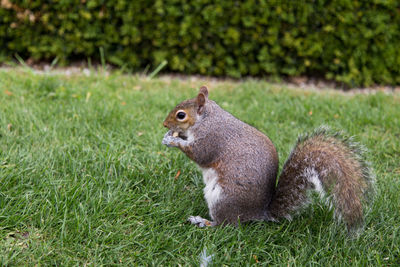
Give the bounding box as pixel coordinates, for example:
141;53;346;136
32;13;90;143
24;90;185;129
163;86;209;137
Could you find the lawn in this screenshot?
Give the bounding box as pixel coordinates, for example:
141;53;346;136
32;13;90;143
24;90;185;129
0;68;399;265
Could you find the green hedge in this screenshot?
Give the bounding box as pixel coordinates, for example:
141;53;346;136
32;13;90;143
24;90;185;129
1;0;400;86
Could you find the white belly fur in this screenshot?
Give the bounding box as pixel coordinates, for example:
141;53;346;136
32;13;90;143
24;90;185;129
201;168;223;218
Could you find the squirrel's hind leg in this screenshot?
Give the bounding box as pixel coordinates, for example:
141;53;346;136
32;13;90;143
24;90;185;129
188;216;216;227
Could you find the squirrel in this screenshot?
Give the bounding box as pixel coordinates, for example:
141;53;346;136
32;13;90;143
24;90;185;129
162;86;374;233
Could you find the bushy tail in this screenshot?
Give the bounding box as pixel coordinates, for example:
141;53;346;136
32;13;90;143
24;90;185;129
268;127;375;233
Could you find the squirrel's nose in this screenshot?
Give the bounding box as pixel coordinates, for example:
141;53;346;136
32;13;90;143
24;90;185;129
163;121;168;128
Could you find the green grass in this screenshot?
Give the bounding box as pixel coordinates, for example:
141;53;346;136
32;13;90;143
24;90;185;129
0;68;399;266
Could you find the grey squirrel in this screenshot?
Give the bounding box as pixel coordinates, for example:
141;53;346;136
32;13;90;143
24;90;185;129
162;86;374;233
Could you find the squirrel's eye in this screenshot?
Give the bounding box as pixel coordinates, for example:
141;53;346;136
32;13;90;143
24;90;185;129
176;111;186;121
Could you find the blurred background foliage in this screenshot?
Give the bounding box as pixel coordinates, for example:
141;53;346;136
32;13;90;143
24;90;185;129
1;0;399;86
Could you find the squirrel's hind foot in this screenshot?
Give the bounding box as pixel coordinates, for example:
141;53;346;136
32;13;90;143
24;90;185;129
188;216;214;227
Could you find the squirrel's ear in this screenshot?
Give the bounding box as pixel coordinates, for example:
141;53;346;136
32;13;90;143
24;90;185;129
199;86;209;98
196;86;208;114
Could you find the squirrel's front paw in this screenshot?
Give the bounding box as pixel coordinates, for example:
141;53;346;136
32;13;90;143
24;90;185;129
188;216;213;227
162;131;187;147
162;132;179;147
